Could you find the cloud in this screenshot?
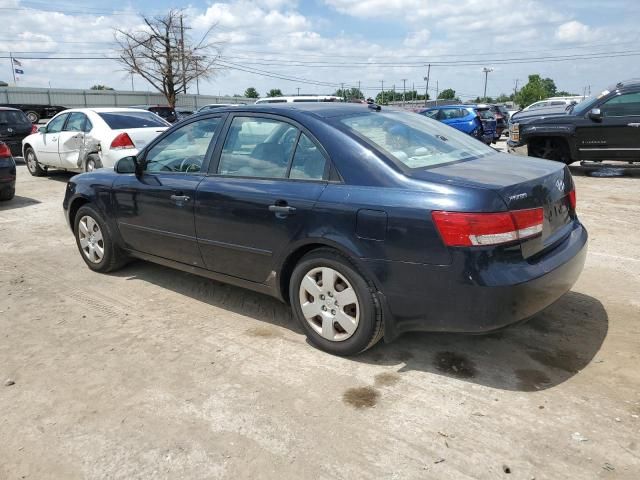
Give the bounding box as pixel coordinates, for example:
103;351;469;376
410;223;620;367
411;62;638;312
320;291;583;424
403;29;430;48
555;21;595;43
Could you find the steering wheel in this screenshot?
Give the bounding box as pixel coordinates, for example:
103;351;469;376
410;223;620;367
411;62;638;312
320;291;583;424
178;155;203;173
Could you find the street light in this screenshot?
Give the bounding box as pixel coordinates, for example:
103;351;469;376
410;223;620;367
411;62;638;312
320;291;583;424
482;67;493;102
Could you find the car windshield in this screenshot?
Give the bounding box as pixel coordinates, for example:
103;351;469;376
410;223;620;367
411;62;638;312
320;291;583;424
571;91;607;115
339;110;494;169
0;110;30;125
98;111;169;129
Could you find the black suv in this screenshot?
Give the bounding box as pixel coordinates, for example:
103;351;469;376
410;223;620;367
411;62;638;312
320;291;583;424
0;107;34;157
508;79;640;164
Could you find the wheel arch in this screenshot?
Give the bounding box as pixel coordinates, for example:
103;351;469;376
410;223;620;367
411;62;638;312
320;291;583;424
22;143;33;157
67;195;91;233
276;237;382;304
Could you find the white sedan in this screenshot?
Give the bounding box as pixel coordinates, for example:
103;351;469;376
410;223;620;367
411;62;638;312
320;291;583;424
22;108;170;176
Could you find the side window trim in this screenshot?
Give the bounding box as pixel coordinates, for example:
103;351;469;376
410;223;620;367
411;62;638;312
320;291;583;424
141;115;225;175
284;130;302;178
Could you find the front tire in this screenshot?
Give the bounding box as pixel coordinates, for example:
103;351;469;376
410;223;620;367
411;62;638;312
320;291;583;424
74;204;127;273
25;147;47;177
289;249;383;356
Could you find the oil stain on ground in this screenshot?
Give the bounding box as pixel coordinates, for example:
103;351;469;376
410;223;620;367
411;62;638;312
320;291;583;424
246;326;281;338
434;351;477;379
374;372;401;387
515;369;552;391
343;386;380;409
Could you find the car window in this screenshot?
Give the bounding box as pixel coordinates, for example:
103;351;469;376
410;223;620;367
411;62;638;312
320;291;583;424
144;117;221;174
441;108;464;120
550;101;566;106
600;92;640;117
98;111;169;129
476;109;495;120
217;117;298;178
340;110;493;169
421;110;438;119
46;113;68;133
289;133;327;180
0;110;30;125
64;112;89;132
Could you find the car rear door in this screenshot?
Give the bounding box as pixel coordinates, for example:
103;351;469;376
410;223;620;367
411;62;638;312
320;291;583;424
195;113;329;283
38;113;69;166
111;115;224;267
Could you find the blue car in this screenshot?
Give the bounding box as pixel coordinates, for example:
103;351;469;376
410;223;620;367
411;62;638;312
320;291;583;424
63;103;587;356
419;105;497;144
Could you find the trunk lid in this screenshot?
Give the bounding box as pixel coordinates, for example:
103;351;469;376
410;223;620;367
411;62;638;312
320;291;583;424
109;127;167;150
425;152;575;257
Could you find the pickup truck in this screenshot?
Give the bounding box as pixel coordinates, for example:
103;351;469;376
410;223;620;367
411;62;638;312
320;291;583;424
508;79;640;165
0;104;67;123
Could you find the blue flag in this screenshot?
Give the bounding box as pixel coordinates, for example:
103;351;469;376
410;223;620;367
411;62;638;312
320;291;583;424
15;68;24;75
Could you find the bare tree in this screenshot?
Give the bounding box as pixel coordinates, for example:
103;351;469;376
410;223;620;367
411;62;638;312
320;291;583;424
114;10;223;107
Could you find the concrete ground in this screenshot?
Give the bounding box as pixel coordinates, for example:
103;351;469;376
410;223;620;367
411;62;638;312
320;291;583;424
1;158;639;479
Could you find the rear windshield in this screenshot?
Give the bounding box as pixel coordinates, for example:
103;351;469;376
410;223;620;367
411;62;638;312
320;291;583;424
97;111;169;129
339;110;494;169
477;109;495;119
0;110;30;125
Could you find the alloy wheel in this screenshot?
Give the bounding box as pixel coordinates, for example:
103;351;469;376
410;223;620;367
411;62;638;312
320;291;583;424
26;151;37;173
298;266;360;342
78;215;104;264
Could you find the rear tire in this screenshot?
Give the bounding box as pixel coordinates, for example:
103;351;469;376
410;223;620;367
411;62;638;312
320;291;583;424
289;248;383;356
84;154;102;172
0;188;15;201
74;204;127;273
25;147;47;177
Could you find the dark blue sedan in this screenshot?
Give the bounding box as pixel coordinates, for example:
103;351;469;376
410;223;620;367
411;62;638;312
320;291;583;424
63;103;587;356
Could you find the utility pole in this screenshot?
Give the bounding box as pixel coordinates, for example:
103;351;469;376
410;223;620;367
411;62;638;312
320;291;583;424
513;78;519;99
424;63;431;107
195;58;200;95
393;84;395;103
341;82;345;101
297;87;300;96
401;78;407;107
358;80;361;98
180;14;187;94
482;67;493;101
412;82;415;102
381;80;384;104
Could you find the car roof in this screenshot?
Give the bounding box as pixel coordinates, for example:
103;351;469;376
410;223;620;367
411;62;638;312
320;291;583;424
191;102;387;119
57;107;160;114
0;106;21;112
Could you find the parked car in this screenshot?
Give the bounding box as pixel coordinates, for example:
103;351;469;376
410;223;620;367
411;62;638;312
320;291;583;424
0;141;16;200
196;103;245;113
418;105;496;144
22;108;170;175
508;79;640;165
1;107;37;157
0;103;67;123
63;103;587;356
175;108;194;121
130;105;178;123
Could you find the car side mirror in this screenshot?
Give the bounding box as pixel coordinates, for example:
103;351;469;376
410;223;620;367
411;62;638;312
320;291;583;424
588;108;603;122
114;156;139;174
38;126;47;133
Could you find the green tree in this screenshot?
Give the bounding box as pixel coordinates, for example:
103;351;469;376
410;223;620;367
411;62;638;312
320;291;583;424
515;74;548;108
495;93;513;103
244;87;259;98
90;84;114;90
266;88;283;97
334;87;363;100
438;88;456;100
541;78;557;97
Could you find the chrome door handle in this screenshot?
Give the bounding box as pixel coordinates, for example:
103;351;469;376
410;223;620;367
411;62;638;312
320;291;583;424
268;205;296;215
628;123;640;127
170;194;190;202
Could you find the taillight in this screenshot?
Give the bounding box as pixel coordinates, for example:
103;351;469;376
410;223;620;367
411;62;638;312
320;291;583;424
432;208;544;247
31;124;39;134
568;189;576;211
110;132;135;150
0;143;11;158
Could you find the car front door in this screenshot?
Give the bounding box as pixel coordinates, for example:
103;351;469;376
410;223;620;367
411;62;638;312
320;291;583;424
38;113;69;166
58;112;91;168
195;114;330;283
111;115;224;267
576;91;640;161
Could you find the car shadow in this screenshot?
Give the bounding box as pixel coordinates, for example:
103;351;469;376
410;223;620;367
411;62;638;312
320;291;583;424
111;262;606;392
569;164;640;178
0;195;41;210
357;291;607;392
45;170;76;182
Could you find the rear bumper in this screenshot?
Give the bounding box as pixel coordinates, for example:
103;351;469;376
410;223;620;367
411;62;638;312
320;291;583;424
366;222;588;338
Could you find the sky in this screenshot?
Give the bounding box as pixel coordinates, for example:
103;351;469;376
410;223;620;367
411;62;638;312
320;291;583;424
1;0;639;100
